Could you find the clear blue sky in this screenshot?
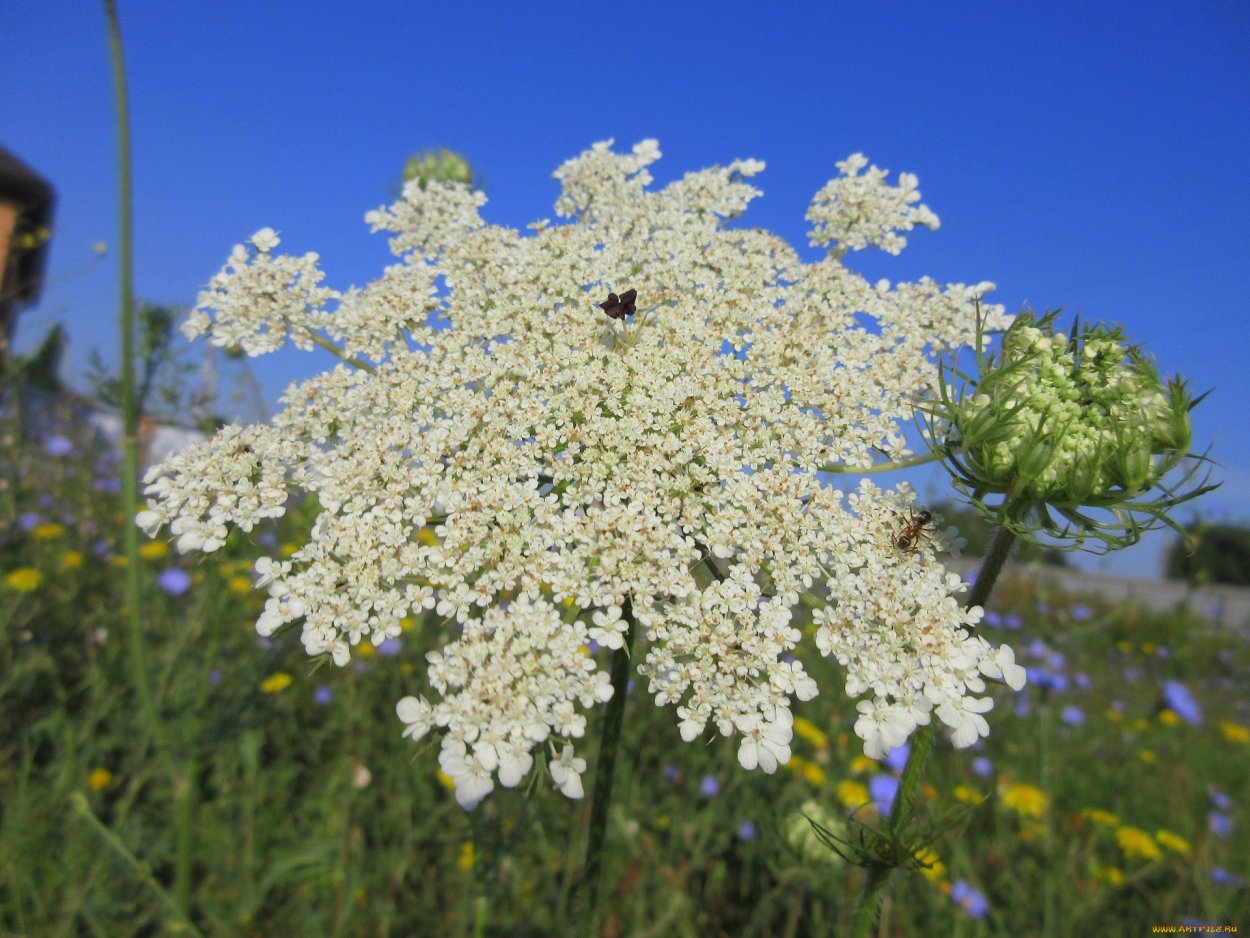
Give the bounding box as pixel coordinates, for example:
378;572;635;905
5;1;1248;577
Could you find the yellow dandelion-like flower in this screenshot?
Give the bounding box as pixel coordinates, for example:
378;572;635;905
353;887;367;907
4;567;41;592
1093;863;1124;886
1116;640;1132;653
850;755;877;775
281;542;298;557
801;761;827;787
436;769;456;792
1155;830;1190;857
1134;717;1150;731
32;522;65;540
1018;820;1046;843
1115;826;1162;861
1138;749;1157;765
1158;709;1181;727
457;842;475;871
401;662;413;675
915;846;945;883
1105;708;1124;724
110;556;128;568
399;616;415;632
60;550;84;569
357;642;376;658
138;541;169;560
793;716;830;750
417;528;439;546
228;575;252;595
836;779;870;809
87;768;113;791
1001;782;1049;819
1140;642;1156;655
953;784;984;805
260;672;293;693
1219;720;1250;744
1081;808;1120;828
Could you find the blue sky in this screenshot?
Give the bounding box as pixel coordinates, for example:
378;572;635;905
5;1;1248;577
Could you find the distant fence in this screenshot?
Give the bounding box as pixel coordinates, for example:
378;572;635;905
950;560;1250;628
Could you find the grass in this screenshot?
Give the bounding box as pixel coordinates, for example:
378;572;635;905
2;400;1248;937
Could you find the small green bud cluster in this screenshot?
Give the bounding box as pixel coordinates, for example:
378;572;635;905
930;310;1212;551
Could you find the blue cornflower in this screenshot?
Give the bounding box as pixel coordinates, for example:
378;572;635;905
737;820;758;841
157;568;192;596
44;435;72;456
1208;788;1233;811
883;744;909;773
664;763;679;783
869;774;899;815
971;757;994;778
1208;812;1232;839
700;775;720;798
1211;867;1244;887
983;611;1002;628
1163;680;1202;725
950;880;990;918
314;686;333;705
1004;614;1023;630
1060;705;1086;726
377;637;402;656
1071;603;1091;621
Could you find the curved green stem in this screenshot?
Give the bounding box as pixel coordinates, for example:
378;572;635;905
305;328;377;373
574;602;637;937
818;452;942;474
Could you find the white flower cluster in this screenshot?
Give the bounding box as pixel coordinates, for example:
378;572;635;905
140;140;1022;808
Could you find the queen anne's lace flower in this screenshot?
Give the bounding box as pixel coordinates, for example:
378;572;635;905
140;141;1022;807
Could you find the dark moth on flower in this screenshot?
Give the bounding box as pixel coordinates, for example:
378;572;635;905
599;288;637;320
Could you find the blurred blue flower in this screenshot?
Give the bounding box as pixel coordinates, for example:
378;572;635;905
700;774;720;798
1123;667;1143;683
1004;613;1023;630
972;757;994;778
869;774;899;815
1211;867;1244;887
19;512;38;531
208;668;221;687
1027;639;1049;659
377;637;402;656
950;880;990;918
1073;673;1091;690
94;477;122;493
258;531;278;548
1060;705;1086;726
1154;645;1171;659
314;685;333;705
1208;787;1233;811
44;435;72;456
737;820;758;841
157;568;192;596
1163;680;1202;725
1208;812;1232;839
1014;698;1031;718
664;763;679;783
1071;603;1091;621
883;744;909;773
983;611;1002;628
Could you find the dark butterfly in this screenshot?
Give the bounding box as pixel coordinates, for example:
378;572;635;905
598;288;637;321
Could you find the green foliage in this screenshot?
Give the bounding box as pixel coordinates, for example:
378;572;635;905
1165;521;1250;586
2;411;1248;935
396;147;481;196
931;499;1068;567
8;324;68;393
86;301;198;421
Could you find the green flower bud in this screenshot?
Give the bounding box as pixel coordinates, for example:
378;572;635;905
927;310;1214;552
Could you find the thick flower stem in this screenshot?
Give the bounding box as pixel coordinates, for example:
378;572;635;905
849;521;1017;938
575;602;637;938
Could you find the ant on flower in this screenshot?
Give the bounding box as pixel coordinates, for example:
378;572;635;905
893;508;933;553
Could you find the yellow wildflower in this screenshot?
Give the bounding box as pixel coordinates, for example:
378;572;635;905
1081;808;1120;828
1105;708;1123;724
33;522;65;540
1093;863;1124;886
1219;720;1250;744
138;541;169;560
436;769;456;792
417;528;439;546
60;550;84;569
1154;830;1190;857
793;716;830;750
87;768;113;791
1138;750;1157;765
1115;826;1162;861
800;761;827;787
1116;640;1132;653
1134;717;1150;731
1001;782;1049;819
260;672;293;693
915;846;945;883
281;542;298;557
228;575;252;595
4;568;41;592
399;616;415;632
357;642;376;658
1141;642;1156;654
953;784;983;805
836;780;870;810
850;755;877;775
1158;709;1181;727
110;556;128;568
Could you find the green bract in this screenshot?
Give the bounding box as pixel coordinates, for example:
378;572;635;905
927;310;1214;552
